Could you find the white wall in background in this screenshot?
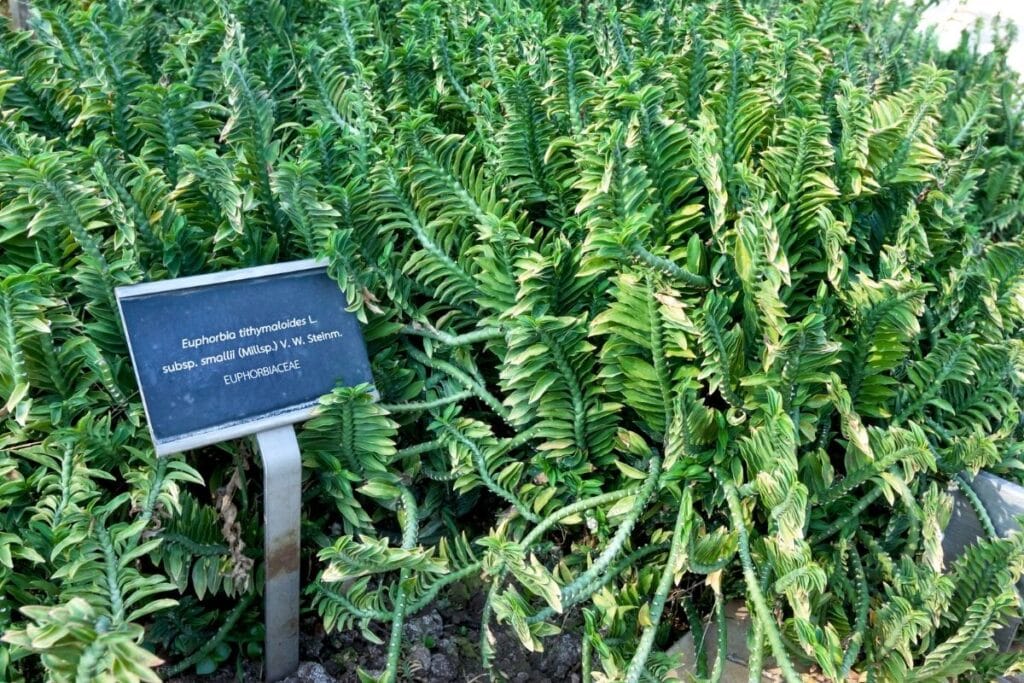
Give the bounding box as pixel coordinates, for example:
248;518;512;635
920;0;1024;73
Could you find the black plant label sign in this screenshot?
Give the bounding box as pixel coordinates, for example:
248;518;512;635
116;261;373;455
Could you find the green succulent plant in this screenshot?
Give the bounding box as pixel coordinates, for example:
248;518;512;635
1;0;1024;682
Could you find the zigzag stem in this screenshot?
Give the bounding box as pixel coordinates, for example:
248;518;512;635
139;458;168;526
127;457;168;546
683;597;709;678
165;592;256;676
562;41;584;135
526;543;671;624
893;347;970;426
480;576;502;677
719;473;801;683
817;447;907;506
624;489;692;683
96;521;125;625
342;396;355;464
645;275;672;431
521;488;633;546
493;426;540;457
391;440;444;460
321;489;641;629
709;596;727;683
404;343;511;422
318;562;484;624
38;329;69;398
581;628;593;683
560;454;664;603
953;473;999;541
52;446;73;528
838;546;869;679
537;326;589;454
857;531;896;581
383;486;419;683
630;240;710;288
400;323;503;346
846;293;914;407
0;287;27;408
409;124;491;225
813;487;885;545
747;600;764;683
76;639;105;682
528;458;663;626
384;169;481;300
703;306;744;408
438;422;539;524
380;390;473;413
481;483;648;676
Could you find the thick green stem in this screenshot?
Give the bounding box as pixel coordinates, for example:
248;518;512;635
382;486;419;683
561;455;663;603
709;596;727;683
165;592;255;676
953;473;999;541
392;440;444;460
380;390;473;413
95;522;124;626
838;547;868;679
684;597;708;678
817;454;897;507
630;241;710;288
481;484;644;676
405;344;511;422
439;422;539;523
538;326;590;454
401;324;503;346
720;474;801;683
581;629;593;683
813;487;885;544
494;427;540;455
645;275;673;431
747;603;764;683
523;489;633;546
527;543;670;624
624;489;691;683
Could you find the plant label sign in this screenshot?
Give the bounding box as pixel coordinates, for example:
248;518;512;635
116;259;374;682
115;259;373;455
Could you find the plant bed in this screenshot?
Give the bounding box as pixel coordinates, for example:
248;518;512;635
2;1;1024;682
166;598;583;683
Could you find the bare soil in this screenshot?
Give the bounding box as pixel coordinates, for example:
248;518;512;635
166;589;582;683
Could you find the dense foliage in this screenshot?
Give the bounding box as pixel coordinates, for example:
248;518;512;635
1;0;1024;681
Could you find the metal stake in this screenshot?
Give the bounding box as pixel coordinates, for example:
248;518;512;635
10;0;30;30
256;425;302;682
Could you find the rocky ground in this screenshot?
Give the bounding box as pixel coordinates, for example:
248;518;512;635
168;590;582;683
284;590;582;683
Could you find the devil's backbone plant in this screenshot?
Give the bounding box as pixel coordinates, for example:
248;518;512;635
1;0;1024;681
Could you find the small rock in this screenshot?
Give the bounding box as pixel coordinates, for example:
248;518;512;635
404;611;444;644
410;644;432;675
429;653;458;681
438;636;458;658
282;661;336;683
542;633;582;678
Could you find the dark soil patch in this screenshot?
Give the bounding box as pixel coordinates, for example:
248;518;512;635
166;590;582;683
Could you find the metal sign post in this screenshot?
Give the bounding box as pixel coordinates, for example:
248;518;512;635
10;0;30;30
256;425;302;682
115;260;375;683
